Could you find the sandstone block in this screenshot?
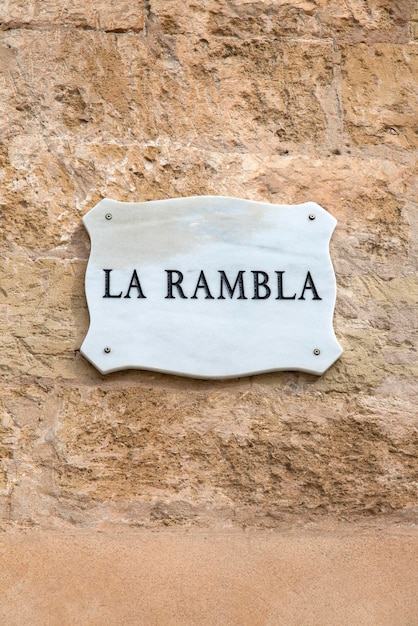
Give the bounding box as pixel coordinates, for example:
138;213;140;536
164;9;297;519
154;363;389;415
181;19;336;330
1;31;335;152
150;0;412;43
0;0;145;32
9;384;408;527
342;44;418;148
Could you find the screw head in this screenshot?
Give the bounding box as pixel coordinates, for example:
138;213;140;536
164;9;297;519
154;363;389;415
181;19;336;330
309;214;316;220
313;348;320;355
105;213;112;220
104;346;111;353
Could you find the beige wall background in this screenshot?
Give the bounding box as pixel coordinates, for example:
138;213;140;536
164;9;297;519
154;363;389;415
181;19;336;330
0;1;417;624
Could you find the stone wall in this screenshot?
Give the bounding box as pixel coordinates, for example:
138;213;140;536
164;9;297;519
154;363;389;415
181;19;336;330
1;0;417;534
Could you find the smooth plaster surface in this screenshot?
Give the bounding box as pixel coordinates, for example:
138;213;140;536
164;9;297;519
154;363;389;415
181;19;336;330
0;527;417;626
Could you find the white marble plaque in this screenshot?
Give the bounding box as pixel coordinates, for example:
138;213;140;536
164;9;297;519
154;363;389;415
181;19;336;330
81;196;342;378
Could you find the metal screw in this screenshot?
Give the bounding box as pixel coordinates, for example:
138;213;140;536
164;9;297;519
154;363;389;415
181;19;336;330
313;348;320;355
104;347;111;353
105;213;112;220
309;214;316;220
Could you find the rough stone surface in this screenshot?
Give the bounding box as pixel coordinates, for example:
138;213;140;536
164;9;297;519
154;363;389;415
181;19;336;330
0;1;417;618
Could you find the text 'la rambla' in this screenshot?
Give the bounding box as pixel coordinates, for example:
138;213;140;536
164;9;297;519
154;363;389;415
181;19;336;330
103;269;322;300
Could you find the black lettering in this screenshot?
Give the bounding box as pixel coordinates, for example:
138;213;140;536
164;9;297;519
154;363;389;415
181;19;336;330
191;271;214;299
298;271;322;300
103;269;122;298
165;270;187;299
252;271;271;299
218;270;247;299
275;271;296;300
124;269;146;299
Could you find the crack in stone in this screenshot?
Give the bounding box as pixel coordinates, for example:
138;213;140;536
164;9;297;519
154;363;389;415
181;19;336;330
0;23;144;34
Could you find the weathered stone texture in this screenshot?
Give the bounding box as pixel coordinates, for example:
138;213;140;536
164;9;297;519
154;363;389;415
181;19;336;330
51;385;417;527
151;0;413;43
0;0;145;31
0;0;417;533
342;44;418;148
